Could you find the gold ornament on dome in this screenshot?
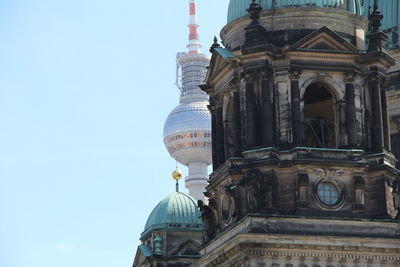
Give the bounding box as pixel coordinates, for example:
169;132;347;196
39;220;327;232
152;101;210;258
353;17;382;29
172;168;183;181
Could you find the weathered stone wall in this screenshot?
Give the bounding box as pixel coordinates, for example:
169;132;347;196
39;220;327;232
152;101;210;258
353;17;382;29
221;7;367;51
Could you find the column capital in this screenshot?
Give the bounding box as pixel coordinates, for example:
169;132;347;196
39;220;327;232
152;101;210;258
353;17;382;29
241;72;255;83
393;115;400;127
208;97;220;115
222;87;236;98
380;76;390;90
369;72;383;83
257;70;273;79
344;72;356;83
228;78;241;92
289;70;302;80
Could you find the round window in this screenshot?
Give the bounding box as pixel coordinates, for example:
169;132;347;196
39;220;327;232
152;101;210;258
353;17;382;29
317;181;340;206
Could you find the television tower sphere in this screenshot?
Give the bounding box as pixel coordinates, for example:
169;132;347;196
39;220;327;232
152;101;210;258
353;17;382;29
164;87;211;166
163;0;211;202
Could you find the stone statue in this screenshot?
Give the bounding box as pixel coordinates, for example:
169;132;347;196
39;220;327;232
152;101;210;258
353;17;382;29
198;200;217;241
241;169;263;212
393;181;400;215
225;184;238;219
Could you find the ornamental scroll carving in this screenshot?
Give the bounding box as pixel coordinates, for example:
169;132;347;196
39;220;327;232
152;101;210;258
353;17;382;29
313;168;345;180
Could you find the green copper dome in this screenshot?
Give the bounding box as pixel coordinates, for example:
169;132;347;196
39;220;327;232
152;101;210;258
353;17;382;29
141;192;202;239
227;0;363;23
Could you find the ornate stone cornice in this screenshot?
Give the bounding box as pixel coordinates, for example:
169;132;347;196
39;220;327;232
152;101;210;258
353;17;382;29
289;52;355;61
198;240;400;267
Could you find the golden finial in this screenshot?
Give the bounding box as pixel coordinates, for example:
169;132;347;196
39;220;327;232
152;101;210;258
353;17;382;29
172;167;183;181
172;167;183;192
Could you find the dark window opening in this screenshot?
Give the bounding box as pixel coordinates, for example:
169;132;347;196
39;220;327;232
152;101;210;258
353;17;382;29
304;83;336;148
391;133;400;160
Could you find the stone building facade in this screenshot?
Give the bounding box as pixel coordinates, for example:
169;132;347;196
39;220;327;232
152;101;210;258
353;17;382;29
194;1;400;266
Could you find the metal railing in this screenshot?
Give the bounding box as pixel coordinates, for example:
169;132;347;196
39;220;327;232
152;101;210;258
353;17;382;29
304;118;335;148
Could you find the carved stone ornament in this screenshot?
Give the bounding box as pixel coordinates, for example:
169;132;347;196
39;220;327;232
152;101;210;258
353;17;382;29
247;0;262;24
385;180;399;219
344;72;356;83
243;73;255;83
209;36;221;53
222;86;232;97
380;76;390;90
289;70;302;80
228;78;240;92
207;97;219;115
370;73;382;83
313;168;344;180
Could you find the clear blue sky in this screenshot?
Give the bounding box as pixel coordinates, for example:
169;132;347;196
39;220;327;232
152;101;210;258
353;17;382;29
0;1;229;266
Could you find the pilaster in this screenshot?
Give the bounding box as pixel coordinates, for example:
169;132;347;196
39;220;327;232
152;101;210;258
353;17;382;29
243;73;257;149
370;73;385;151
381;76;392;151
261;71;274;147
345;72;358;148
290;70;303;147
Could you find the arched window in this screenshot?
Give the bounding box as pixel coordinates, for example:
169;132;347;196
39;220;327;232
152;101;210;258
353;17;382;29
303;83;337;148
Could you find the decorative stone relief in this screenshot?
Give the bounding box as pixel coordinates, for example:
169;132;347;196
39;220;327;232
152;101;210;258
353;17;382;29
313;168;345;179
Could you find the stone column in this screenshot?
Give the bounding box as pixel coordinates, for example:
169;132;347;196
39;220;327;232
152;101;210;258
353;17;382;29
261;73;274;147
209;103;218;170
232;89;242;156
244;75;257;149
370;74;384;151
345;75;358;148
337;99;347;148
223;92;233;159
216;105;225;167
381;77;391;151
290;71;303;147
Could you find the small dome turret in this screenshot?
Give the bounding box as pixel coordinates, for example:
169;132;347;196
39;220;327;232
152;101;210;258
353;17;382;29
141;192;202;240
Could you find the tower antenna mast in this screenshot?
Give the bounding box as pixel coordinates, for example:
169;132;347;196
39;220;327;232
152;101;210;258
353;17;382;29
188;0;201;54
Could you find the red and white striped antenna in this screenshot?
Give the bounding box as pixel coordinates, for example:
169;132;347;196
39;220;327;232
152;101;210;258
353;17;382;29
187;0;201;54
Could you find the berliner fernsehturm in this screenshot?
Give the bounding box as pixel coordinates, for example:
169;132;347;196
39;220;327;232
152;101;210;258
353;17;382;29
163;0;211;202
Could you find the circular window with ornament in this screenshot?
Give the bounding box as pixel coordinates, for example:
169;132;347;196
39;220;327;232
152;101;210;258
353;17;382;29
315;180;344;208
